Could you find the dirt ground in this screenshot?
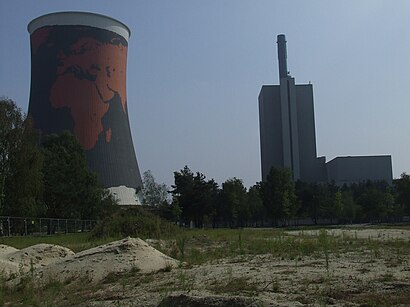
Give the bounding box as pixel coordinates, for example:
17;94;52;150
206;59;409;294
2;227;410;306
85;227;410;306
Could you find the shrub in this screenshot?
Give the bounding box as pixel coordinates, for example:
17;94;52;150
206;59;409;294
90;206;180;239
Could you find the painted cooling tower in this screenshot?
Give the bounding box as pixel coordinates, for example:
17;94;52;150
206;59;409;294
27;12;142;205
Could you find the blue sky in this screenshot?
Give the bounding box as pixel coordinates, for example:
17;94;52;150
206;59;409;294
1;1;410;188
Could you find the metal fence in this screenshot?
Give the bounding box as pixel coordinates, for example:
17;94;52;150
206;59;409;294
0;216;97;237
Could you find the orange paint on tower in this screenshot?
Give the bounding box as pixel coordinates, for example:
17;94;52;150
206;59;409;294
50;37;127;150
31;27;50;54
106;128;112;143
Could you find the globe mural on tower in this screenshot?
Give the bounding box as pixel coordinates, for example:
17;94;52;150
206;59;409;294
27;12;142;205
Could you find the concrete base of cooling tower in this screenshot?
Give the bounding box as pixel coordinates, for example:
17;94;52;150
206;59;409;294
108;186;143;206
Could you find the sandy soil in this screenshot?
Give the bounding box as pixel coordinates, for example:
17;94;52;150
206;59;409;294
86;228;410;306
1;228;409;306
34;237;179;283
286;227;410;241
85;249;410;306
0;243;73;276
1;237;178;286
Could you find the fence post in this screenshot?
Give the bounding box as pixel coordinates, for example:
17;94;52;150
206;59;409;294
65;219;68;234
7;217;10;237
24;219;27;236
40;218;42;235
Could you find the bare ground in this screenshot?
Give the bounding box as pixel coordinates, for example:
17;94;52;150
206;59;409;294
81;228;410;306
1;227;409;306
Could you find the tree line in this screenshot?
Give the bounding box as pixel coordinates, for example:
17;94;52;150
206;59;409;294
146;166;410;228
3;97;410;226
0;98;114;220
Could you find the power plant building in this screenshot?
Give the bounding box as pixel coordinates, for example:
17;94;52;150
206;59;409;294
327;156;393;186
259;34;393;185
27;12;143;205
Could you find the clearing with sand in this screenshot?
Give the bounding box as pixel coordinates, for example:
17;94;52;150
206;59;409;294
0;226;409;306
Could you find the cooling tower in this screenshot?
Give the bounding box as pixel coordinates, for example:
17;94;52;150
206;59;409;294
27;12;142;205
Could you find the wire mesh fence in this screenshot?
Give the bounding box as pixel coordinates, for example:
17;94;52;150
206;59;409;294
0;216;97;237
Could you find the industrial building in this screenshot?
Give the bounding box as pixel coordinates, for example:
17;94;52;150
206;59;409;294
327;156;393;186
259;34;393;185
27;12;143;205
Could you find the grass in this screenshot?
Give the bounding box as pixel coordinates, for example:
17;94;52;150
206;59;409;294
318;229;330;274
168;228;340;265
1;225;409;264
0;273;98;306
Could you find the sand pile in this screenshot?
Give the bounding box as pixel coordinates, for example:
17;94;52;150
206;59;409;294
34;237;179;283
0;237;179;284
0;243;74;277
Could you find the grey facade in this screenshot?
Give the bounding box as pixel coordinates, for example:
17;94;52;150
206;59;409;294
259;35;324;182
327;156;393;186
259;34;393;185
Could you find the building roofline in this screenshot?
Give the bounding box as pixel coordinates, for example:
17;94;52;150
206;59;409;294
326;155;392;164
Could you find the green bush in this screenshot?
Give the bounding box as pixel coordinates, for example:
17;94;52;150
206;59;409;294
90;207;180;239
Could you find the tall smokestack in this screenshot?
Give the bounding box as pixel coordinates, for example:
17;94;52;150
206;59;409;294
27;12;143;205
277;34;288;79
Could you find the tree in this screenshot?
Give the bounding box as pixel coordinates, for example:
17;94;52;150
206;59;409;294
0;98;24;211
295;181;315;223
220;178;248;227
3;117;45;217
189;172;219;228
339;190;359;224
247;183;265;227
141;170;170;207
0;98;44;216
42;131;110;219
171;166;195;225
317;183;340;223
356;185;394;223
261;167;298;226
171;166;219;227
394;173;410;216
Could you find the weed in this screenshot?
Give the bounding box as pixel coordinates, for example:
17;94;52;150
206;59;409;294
139;273;155;285
130;265;141;275
102;266;140;285
318;229;330;274
29;259;35;279
208;276;258;296
175;270;194;292
262;276;279;292
357;267;371;274
162;262;174;272
176;235;187;261
103;272;122;284
120;277;127;297
376;273;395;282
238;230;244;254
43;278;64;296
